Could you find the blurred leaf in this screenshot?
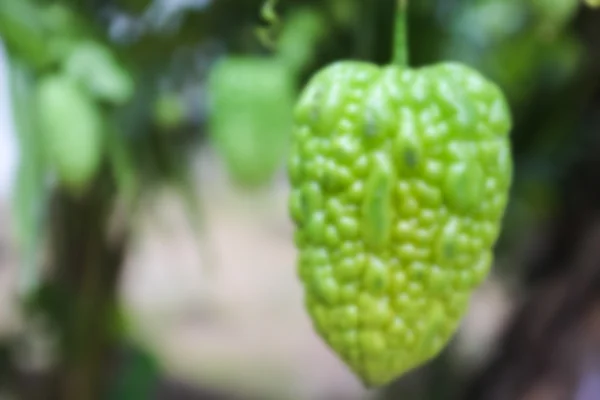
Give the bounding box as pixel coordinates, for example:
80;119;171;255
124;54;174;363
40;2;90;38
329;0;360;27
0;0;53;69
539;33;584;88
530;0;579;34
451;0;526;47
62;41;135;106
40;3;95;62
484;32;542;102
36;74;105;195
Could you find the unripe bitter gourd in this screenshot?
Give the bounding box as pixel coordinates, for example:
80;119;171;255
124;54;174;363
288;2;513;387
208;56;295;188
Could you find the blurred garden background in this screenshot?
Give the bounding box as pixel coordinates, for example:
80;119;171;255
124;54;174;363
1;0;600;399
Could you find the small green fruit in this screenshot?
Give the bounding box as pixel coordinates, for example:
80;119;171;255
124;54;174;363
208;56;295;188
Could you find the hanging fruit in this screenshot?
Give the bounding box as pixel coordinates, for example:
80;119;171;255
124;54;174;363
207;56;295;188
288;0;513;387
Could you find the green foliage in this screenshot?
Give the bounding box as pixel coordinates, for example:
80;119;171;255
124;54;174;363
442;0;584;104
62;40;134;106
36;74;105;194
0;0;53;69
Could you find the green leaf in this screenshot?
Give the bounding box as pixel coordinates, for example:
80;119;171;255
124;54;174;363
62;41;135;106
530;0;578;33
40;3;93;62
36;74;105;194
0;0;53;69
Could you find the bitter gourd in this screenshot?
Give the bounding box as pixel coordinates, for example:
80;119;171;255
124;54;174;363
288;3;513;387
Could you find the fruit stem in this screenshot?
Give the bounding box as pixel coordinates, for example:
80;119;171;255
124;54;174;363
393;0;409;67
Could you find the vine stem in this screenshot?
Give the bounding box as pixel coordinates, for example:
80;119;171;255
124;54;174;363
393;0;409;67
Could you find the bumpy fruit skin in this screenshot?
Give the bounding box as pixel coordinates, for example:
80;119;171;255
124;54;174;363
37;75;104;193
288;61;512;386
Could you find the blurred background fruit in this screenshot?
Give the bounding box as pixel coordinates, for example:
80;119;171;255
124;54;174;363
207;56;295;189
